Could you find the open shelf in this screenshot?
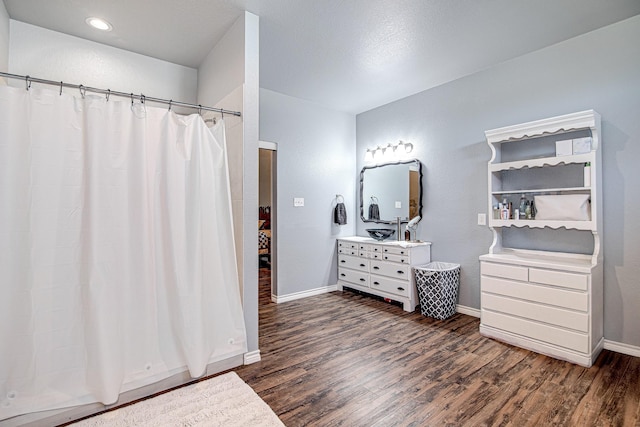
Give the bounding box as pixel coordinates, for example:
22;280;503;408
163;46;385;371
489;219;595;231
489;153;593;172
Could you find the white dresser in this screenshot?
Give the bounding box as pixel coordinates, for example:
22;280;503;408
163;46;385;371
337;236;431;312
480;110;603;367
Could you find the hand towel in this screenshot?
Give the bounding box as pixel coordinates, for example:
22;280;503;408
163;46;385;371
334;202;347;225
368;203;380;220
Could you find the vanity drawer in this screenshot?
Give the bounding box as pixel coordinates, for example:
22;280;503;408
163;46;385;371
338;254;369;272
338;268;369;287
358;243;371;252
370;275;409;297
337;240;358;250
482;276;588;312
482;293;589;332
370;261;410;281
382;246;409;256
382;253;409;264
481;262;528;282
338;247;358;256
529;268;588;291
369;245;383;255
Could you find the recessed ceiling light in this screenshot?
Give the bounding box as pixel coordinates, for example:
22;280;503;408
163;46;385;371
86;17;112;31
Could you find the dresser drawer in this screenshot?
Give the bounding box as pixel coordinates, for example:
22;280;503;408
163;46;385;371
482;293;589;332
481;262;528;281
482;310;589;353
382;246;409;256
370;261;410;280
338;255;369;272
381;253;409;264
529;268;588;291
370;275;410;297
338;247;358;256
338;268;369;286
482;276;588;312
337;240;358;250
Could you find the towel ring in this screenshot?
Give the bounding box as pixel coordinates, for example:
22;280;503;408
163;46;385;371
336;194;344;203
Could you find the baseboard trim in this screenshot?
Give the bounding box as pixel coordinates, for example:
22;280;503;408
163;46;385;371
274;285;338;303
604;339;640;358
457;304;481;318
243;350;261;365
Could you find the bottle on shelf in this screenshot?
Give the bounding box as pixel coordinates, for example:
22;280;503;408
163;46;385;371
519;194;527;220
500;198;509;220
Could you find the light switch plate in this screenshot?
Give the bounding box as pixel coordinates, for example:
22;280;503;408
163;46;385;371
395;201;402;208
293;197;304;207
477;213;486;225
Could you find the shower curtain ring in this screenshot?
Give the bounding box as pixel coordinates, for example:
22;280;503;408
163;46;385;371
140;94;145;104
25;75;31;91
168;100;172;111
130;93;134;105
79;85;86;99
198;105;202;115
106;89;110;101
59;81;63;96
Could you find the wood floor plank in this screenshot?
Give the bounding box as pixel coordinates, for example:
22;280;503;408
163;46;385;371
234;278;640;426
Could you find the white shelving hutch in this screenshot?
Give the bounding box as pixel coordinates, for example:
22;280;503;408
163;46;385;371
479;110;603;367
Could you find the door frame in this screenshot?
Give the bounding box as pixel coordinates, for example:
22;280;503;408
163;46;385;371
259;141;277;300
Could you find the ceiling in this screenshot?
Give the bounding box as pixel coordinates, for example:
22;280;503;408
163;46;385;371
4;0;640;114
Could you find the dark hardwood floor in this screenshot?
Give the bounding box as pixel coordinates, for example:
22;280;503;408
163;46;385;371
237;269;640;426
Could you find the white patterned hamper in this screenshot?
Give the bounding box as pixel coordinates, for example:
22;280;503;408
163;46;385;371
414;262;461;320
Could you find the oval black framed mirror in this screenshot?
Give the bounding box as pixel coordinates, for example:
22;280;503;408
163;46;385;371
360;159;423;224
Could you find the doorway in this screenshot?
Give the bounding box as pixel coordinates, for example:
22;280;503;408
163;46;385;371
258;141;277;304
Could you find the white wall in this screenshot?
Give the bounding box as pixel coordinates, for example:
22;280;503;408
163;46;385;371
197;15;245;106
356;15;640;347
197;12;260;356
0;1;9;75
260;88;356;296
9;21;197;103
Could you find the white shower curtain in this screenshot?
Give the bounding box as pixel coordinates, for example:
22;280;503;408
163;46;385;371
0;85;247;420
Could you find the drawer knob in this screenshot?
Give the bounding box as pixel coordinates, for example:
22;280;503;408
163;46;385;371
373;281;380;285
373;266;380;270
384;256;389;260
360;264;366;267
340;273;346;277
397;270;404;275
397;287;405;291
360;278;366;282
340;260;346;263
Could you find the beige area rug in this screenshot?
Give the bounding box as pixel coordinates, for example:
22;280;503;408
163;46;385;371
71;372;285;426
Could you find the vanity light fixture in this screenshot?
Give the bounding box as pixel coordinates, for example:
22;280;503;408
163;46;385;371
364;140;414;161
86;17;113;31
364;149;374;162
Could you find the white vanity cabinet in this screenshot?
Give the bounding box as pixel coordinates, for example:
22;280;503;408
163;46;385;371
337;237;431;312
480;110;603;367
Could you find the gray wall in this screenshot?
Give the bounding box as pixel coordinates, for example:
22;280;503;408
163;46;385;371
356;15;640;346
260;88;356;296
0;1;8;74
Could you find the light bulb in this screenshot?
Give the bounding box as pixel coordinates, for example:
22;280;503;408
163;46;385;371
86;17;113;31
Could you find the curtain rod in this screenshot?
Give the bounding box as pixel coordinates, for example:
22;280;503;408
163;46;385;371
0;71;242;117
